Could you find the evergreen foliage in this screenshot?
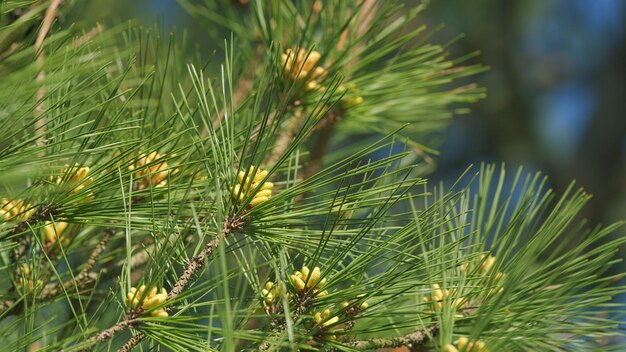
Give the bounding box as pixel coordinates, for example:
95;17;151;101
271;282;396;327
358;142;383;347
0;1;623;351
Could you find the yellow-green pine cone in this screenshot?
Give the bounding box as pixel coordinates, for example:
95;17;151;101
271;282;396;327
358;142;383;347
129;152;176;189
478;254;496;274
306;267;321;289
43;221;69;243
314;308;339;327
458;337;469;349
55;164;94;196
456;336;488;352
143;288;167;310
233;166;274;207
151;309;168;318
126;285;143;308
323;315;339;327
281;48;326;84
1;198;34;221
290;274;306;291
125;285;169;317
444;344;460;352
341;295;368;310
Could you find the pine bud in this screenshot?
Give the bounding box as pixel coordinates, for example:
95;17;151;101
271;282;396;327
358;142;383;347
43;221;69;243
17;263;42;291
53;164;94;197
323;315;339;327
444;344;459;352
313;308;338;327
290;274;306;291
290;265;326;292
1;198;35;221
281;48;327;90
433;284;444;300
129;152;176;190
125;284;169;318
454;336;488;352
232;166;273;208
301;266;310;278
342;294;369;312
458;336;469;349
424;283;464;312
307;267;321;288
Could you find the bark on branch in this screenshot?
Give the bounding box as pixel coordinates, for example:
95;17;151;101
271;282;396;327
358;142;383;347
88;216;243;350
351;324;439;350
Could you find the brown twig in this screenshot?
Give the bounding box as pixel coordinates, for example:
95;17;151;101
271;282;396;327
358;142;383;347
90;314;143;343
90;216;244;349
302;109;339;180
3;204;58;240
301;0;376;180
0;226;111;315
166;233;224;301
76;229;112;279
118;332;146;352
34;0;63;53
350;323;439;350
34;0;63;145
264;108;307;166
7;204;58;279
72;25;103;47
40;228;113;299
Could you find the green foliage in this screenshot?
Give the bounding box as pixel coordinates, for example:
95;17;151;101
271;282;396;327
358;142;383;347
0;1;623;351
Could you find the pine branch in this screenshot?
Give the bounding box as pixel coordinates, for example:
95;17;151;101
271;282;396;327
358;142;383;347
89;215;245;349
302;108;339;180
90;314;143;344
351;324;439;350
34;0;63;53
166;232;224;300
34;0;63;146
302;0;375;180
2;1;624;351
39;228;113;299
118;332;145;352
0;227;111;315
7;204;59;280
264;108;307;166
3;203;59;241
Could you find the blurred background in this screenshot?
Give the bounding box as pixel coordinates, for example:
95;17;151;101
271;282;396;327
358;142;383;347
420;0;626;229
82;0;626;227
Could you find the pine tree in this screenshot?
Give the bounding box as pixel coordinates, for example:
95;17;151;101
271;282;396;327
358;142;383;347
1;1;624;351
